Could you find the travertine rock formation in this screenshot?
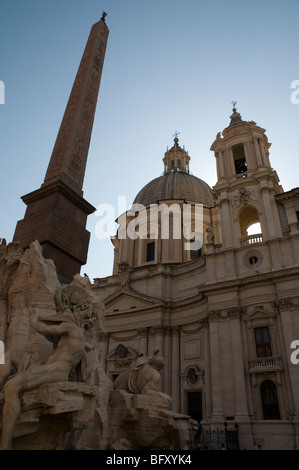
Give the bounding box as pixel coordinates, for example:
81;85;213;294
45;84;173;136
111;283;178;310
0;240;196;450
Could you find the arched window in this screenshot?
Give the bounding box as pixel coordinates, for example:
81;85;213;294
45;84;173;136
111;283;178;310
239;206;261;238
260;380;280;420
171;160;175;170
177;159;181;170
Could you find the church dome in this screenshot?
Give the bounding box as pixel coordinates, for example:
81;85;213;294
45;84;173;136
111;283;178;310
133;171;215;207
133;136;215;207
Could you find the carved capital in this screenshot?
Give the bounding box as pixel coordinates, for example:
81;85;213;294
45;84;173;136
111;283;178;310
137;327;148;337
162;326;172;336
171;326;180;336
209;310;221;321
272;298;295;312
228;306;246;319
149;326;164;336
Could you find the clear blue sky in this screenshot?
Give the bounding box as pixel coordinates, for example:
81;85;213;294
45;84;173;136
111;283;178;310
1;0;298;280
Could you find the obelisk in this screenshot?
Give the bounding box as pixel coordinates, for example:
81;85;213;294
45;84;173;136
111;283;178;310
14;14;109;283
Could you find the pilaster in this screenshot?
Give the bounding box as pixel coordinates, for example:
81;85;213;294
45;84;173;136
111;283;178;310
208;311;224;422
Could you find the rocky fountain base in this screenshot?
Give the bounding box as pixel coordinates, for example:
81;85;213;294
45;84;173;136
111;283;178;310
0;240;196;450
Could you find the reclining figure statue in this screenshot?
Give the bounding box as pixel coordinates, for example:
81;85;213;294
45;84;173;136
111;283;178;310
0;309;92;450
113;351;168;395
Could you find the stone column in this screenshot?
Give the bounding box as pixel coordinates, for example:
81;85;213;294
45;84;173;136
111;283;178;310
229;309;250;421
163;326;172;395
261;187;277;239
171;327;180;413
215;153;220;180
219;194;233;249
218;150;225;179
254;137;263;167
203;321;212;419
153;326;164;392
284;201;299;235
258;138;268;167
277;300;299;422
228;148;236;176
138;327;148;356
243;142;252;170
209;312;224;423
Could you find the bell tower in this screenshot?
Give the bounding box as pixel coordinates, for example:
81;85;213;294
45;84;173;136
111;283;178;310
210;106;284;251
14;14;109;283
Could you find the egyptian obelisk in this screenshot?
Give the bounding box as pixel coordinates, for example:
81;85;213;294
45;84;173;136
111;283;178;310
14;14;109;283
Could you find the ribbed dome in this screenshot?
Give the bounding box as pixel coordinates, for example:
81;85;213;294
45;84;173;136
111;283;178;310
133;171;215;207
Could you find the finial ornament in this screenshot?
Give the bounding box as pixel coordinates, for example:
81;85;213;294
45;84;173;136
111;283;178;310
172;131;181;141
101;11;107;22
232;100;237;111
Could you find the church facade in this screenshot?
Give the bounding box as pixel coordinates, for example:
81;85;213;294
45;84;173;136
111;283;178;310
93;107;299;450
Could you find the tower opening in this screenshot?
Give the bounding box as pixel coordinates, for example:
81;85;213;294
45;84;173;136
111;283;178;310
247;222;262;235
233;144;247;174
239;206;261;238
146;241;155;262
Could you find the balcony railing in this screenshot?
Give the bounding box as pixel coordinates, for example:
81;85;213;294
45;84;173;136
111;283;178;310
240;233;263;246
248;356;283;373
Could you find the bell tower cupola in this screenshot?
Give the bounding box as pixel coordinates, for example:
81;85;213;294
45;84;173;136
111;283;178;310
211;104;273;182
210;106;284;251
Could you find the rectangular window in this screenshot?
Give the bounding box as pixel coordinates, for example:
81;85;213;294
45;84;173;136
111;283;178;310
254;326;272;358
146;241;155;262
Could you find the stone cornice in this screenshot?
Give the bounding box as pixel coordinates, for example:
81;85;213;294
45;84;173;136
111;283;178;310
275;187;299;203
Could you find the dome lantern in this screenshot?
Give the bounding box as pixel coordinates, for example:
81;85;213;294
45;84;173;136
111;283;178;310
163;135;190;175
